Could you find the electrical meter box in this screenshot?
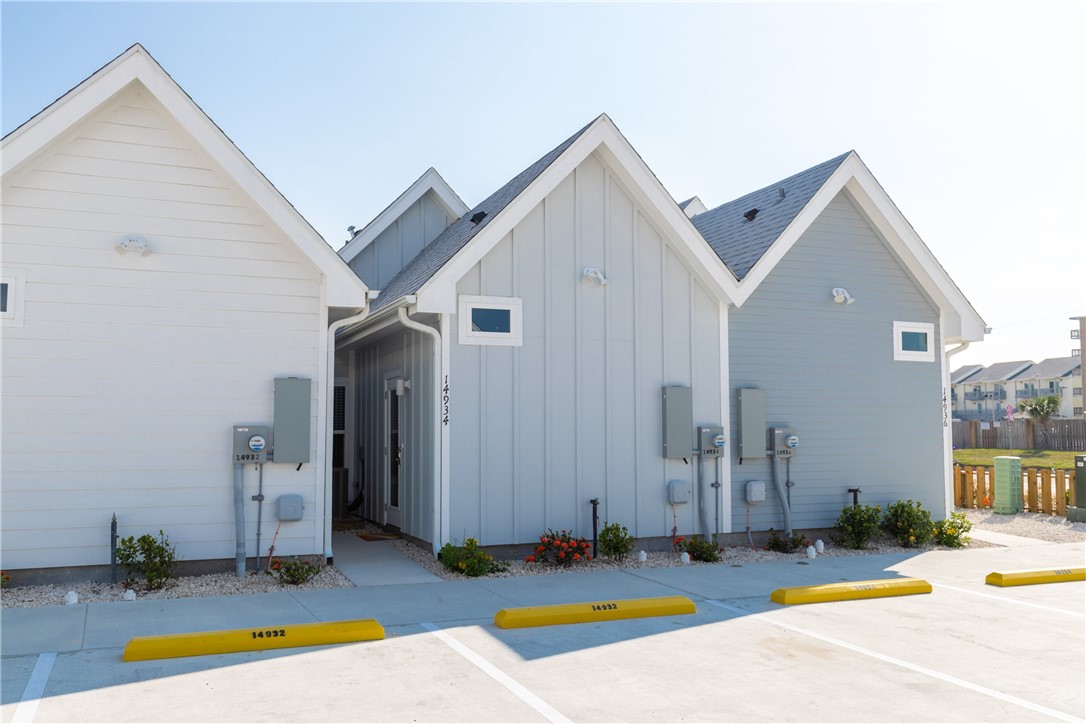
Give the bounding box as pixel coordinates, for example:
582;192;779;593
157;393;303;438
746;480;766;504
698;426;726;456
770;428;799;459
276;494;305;522
668;480;691;504
661;386;693;458
274;377;312;464
233;425;271;464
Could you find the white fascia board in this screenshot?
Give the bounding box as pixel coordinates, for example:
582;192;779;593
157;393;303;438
339;167;469;263
415;116;740;313
732;153;986;344
2;44;368;309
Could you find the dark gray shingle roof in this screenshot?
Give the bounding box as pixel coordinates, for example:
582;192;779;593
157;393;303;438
370;118;595;311
951;365;984;384
965;360;1034;384
1009;356;1081;381
691;152;851;279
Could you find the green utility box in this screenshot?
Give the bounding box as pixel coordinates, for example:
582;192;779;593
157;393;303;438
993;456;1023;514
1068;456;1086;523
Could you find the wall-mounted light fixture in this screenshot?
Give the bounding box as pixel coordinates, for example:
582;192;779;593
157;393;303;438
582;267;607;286
115;235;152;257
832;287;855;305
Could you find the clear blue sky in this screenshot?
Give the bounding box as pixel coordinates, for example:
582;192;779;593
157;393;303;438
3;2;1083;367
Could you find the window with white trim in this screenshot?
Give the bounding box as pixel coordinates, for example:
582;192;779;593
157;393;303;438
0;269;26;328
893;321;934;362
458;295;523;346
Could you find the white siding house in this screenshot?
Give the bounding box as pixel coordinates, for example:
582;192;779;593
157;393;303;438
1;46;368;574
338;116;986;551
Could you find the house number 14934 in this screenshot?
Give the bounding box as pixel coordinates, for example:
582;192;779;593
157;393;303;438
442;375;450;426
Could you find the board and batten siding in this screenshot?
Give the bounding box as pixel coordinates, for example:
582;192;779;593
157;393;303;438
348;192;456;290
729;192;944;533
352;327;436;543
1;86;328;569
448;153;724;546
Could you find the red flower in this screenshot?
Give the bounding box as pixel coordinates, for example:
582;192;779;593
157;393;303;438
573;553;581;561
525;555;535;563
586;555;592;561
536;545;545;553
558;551;565;559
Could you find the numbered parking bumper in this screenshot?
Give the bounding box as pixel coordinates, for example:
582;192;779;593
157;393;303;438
122;618;384;661
493;595;696;629
985;568;1086;587
770;578;932;605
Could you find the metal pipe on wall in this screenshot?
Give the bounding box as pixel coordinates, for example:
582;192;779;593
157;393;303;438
233;462;246;577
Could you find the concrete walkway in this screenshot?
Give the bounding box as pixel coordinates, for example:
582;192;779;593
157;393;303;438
330;531;442;586
968;528;1055;547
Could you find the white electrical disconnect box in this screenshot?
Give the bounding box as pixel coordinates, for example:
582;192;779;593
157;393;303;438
746;480;766;504
668;480;691;504
277;494;305;522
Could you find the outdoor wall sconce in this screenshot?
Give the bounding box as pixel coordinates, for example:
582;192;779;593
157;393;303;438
582;267;607;286
116;235;152;257
832;287;855;305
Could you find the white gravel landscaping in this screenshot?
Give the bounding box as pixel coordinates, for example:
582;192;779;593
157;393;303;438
3;509;1083;608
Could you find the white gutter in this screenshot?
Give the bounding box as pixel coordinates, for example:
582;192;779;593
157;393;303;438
397;304;444;555
323;305;370;561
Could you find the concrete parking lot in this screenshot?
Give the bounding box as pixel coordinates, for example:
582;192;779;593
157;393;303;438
2;541;1083;722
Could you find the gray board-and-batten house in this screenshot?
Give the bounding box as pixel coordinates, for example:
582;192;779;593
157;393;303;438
335;113;986;553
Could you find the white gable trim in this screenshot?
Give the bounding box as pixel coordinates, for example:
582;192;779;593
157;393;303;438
414;115;741;314
339;167;468;264
731;153;986;344
2;44;368;308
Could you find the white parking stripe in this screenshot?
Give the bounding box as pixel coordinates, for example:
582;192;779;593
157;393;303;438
420;622;570;724
706;600;1083;724
12;652;56;724
935;583;1085;617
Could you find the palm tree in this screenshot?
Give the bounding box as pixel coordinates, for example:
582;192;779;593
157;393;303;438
1018;395;1060;450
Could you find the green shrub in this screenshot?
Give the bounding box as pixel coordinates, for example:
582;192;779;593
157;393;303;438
882;500;934;547
675;535;721;562
765;529;809;554
934;511;972;548
267;557;322;585
833;504;883;549
526;529;592;566
598;522;634;559
116;530;179;590
439;538;509;577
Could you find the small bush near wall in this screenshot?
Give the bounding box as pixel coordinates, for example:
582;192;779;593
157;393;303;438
833;505;883;549
267;557;322;585
525;530;592;566
675;536;722;562
765;529;809;554
116;530;179;590
933;511;973;548
598;522;634;559
882;500;934;547
439;538;509;577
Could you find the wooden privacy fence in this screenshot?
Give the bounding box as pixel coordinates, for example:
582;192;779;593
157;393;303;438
952;418;1086;451
954;464;1077;516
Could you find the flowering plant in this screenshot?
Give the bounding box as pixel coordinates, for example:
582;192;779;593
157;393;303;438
0;570;10;588
934;511;972;548
439;538;508;577
526;529;592;566
675;535;721;562
882;499;933;548
266;557;322;585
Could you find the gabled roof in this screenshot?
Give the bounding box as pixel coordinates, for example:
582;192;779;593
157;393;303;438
372;114;740;313
951;365;984;384
965;361;1035;384
691;153;850;279
699;150;987;343
1009;356;1081;381
338;167;468;264
2;44;368;308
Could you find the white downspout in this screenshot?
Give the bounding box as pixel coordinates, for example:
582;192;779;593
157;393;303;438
397;305;444;555
943;340;971;517
324;305;370;562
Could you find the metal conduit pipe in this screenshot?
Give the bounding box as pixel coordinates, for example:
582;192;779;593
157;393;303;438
771;454;792;536
233;462;246;577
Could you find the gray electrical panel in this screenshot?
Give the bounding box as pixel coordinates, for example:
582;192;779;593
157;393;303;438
233;425;270;464
668;480;691;504
274;377;312;464
662;386;693;458
737;389;767;461
277;494;305;522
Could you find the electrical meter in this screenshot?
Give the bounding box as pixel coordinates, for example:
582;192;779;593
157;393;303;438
771;428;798;459
233;425;271;463
698;426;726;457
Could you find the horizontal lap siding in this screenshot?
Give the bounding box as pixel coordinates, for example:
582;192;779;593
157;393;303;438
450;153;723;545
729;193;943;532
1;87;326;569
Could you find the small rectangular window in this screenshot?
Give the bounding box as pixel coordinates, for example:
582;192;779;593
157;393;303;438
458;295;522;347
0;269;25;327
893;321;935;362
